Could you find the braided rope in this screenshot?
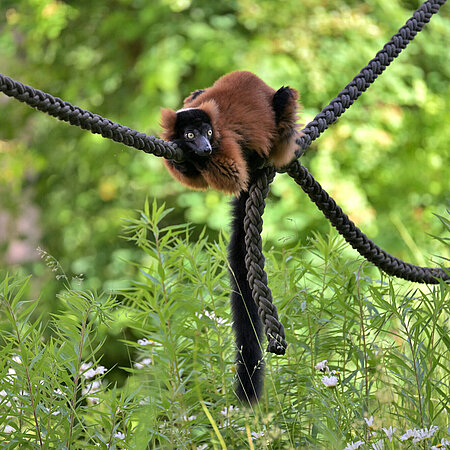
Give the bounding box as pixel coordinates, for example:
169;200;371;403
0;73;185;163
295;0;446;156
244;167;287;354
287;161;449;284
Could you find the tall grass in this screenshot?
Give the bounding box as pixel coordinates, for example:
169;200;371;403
0;201;448;449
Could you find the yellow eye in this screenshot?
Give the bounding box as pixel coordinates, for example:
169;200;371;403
186;132;195;139
207;129;213;137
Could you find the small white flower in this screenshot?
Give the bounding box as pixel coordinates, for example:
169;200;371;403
80;363;107;379
114;431;125;440
203;310;228;325
133;357;152;369
1;424;15;433
321;375;338;388
250;430;264;439
314;360;329;372
364;416;375;430
197;445;208;450
344;440;364;450
220;405;239;415
400;429;417;441
371;440;384;450
82;380;101;404
80;362;93;372
11;355;22;364
382;426;396;442
94;366;107;376
412;425;439;443
182;415;197;422
138;396;150;406
137;338;160;346
431;437;450;449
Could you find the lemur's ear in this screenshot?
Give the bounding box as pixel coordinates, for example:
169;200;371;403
160;108;177;141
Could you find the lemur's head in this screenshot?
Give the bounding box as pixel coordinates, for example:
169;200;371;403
160;102;220;157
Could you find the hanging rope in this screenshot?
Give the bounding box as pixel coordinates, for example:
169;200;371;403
243;166;287;355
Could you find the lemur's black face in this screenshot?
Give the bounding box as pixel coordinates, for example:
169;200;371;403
173;109;214;157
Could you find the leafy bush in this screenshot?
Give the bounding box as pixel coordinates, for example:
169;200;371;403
1;202;448;448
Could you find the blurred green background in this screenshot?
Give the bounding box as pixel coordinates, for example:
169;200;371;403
0;0;449;299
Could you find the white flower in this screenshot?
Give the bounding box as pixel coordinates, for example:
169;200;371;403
371;440;384;450
80;362;93;372
250;430;264;439
11;355;22;364
401;425;439;443
197;445;208;450
196;310;229;326
344;440;364;450
114;431;125;440
314;360;329;372
412;425;439;443
364;416;375;430
138;397;150;406
137;338;160;346
1;424;15;433
400;429;417;441
431;437;450;449
220;405;239;415
182;415;197;422
80;362;107;379
133;358;152;369
95;366;107;375
382;426;396;442
82;380;101;404
321;375;338;388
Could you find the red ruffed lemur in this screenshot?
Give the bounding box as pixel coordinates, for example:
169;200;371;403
160;71;301;404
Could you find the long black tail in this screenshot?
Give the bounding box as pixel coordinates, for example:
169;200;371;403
228;191;264;404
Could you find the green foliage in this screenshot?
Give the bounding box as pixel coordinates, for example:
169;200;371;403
0;1;449;447
0;0;448;298
0;203;448;448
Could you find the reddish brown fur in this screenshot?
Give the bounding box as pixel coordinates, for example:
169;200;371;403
160;71;302;194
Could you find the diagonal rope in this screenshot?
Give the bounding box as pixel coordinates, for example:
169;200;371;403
287;162;449;283
0;73;185;163
295;0;447;156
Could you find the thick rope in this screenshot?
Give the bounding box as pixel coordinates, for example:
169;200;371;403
0;73;185;163
244;167;287;355
287;162;449;283
295;0;447;156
